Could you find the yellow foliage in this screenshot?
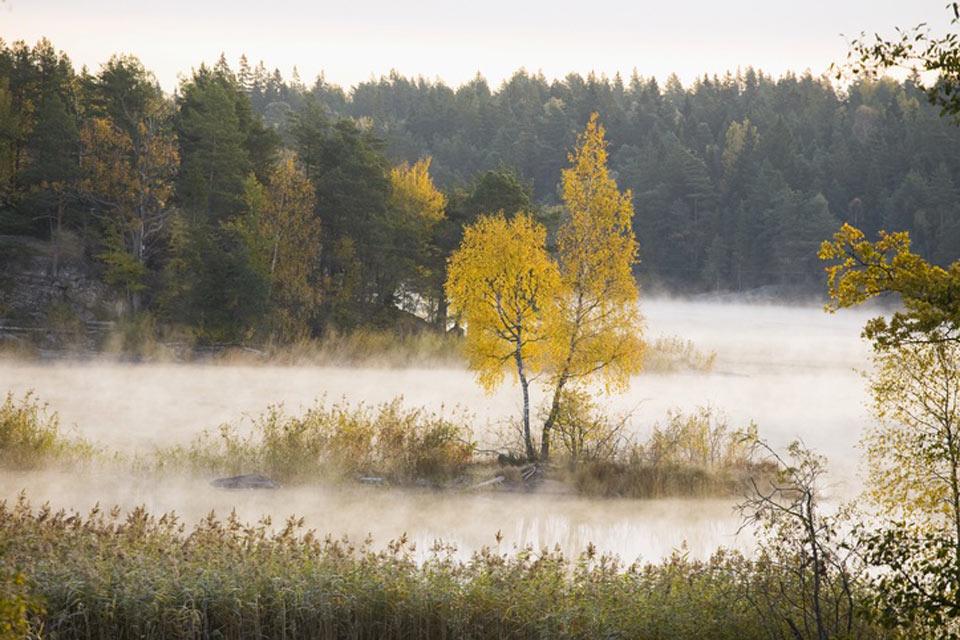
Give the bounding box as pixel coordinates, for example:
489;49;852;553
865;341;960;525
446;115;644;460
389;157;446;226
445;213;560;391
549;112;645;392
819;222;960;346
79;116;178;236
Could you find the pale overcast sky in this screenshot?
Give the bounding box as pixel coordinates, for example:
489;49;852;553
0;0;950;91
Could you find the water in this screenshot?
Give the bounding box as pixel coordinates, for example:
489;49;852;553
0;298;876;562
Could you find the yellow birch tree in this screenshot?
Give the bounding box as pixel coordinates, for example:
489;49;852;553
540;113;645;460
445;213;559;460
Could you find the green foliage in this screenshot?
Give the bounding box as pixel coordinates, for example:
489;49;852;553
841;3;960;122
292;104;395;325
176;66;254;219
859;522;960;637
0;495;889;640
3;39;960;344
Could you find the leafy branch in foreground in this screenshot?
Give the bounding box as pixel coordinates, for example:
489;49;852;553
840;2;960;122
819;223;960;347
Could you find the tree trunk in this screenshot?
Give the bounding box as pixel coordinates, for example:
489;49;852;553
51;196;64;277
539;376;567;461
515;348;536;461
435;286;448;332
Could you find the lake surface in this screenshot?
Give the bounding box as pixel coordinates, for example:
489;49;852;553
0;298;876;562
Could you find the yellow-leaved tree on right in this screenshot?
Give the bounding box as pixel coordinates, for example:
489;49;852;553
820;224;960;636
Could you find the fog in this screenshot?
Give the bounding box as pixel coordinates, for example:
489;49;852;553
0;298;876;563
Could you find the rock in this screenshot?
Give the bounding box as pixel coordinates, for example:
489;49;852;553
210;474;279;490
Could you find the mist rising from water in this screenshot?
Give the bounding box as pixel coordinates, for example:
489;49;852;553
0;298;876;562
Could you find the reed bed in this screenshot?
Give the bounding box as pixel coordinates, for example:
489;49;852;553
0;495;884;640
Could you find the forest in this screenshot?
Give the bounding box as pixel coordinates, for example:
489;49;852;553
2;38;960;347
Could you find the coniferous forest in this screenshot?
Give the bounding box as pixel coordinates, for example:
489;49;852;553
2;38;960;345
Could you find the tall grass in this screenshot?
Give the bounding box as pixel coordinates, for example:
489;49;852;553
154;398;476;485
644;334;717;372
0;392;93;469
0;495;885;640
540;393;769;498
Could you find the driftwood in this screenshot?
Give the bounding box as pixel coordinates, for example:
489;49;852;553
520;464;542;481
467;475;505;491
211;474;279;490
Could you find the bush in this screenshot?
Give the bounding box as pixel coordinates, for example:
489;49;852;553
0;567;42;640
644;335;717;372
544;387;628;465
646;405;756;469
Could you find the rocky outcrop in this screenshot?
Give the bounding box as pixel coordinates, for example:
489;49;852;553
0;235;119;349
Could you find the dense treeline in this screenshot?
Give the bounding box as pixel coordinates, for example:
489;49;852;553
2;39;959;345
260;63;960;292
0;41;529;343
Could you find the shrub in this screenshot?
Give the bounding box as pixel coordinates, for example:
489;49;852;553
0;567;42;640
542;387;628;465
563;405;766;499
647;405;756;469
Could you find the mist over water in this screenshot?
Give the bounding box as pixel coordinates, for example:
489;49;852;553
0;298;876;562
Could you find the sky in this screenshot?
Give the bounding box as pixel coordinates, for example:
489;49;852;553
0;0;951;92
